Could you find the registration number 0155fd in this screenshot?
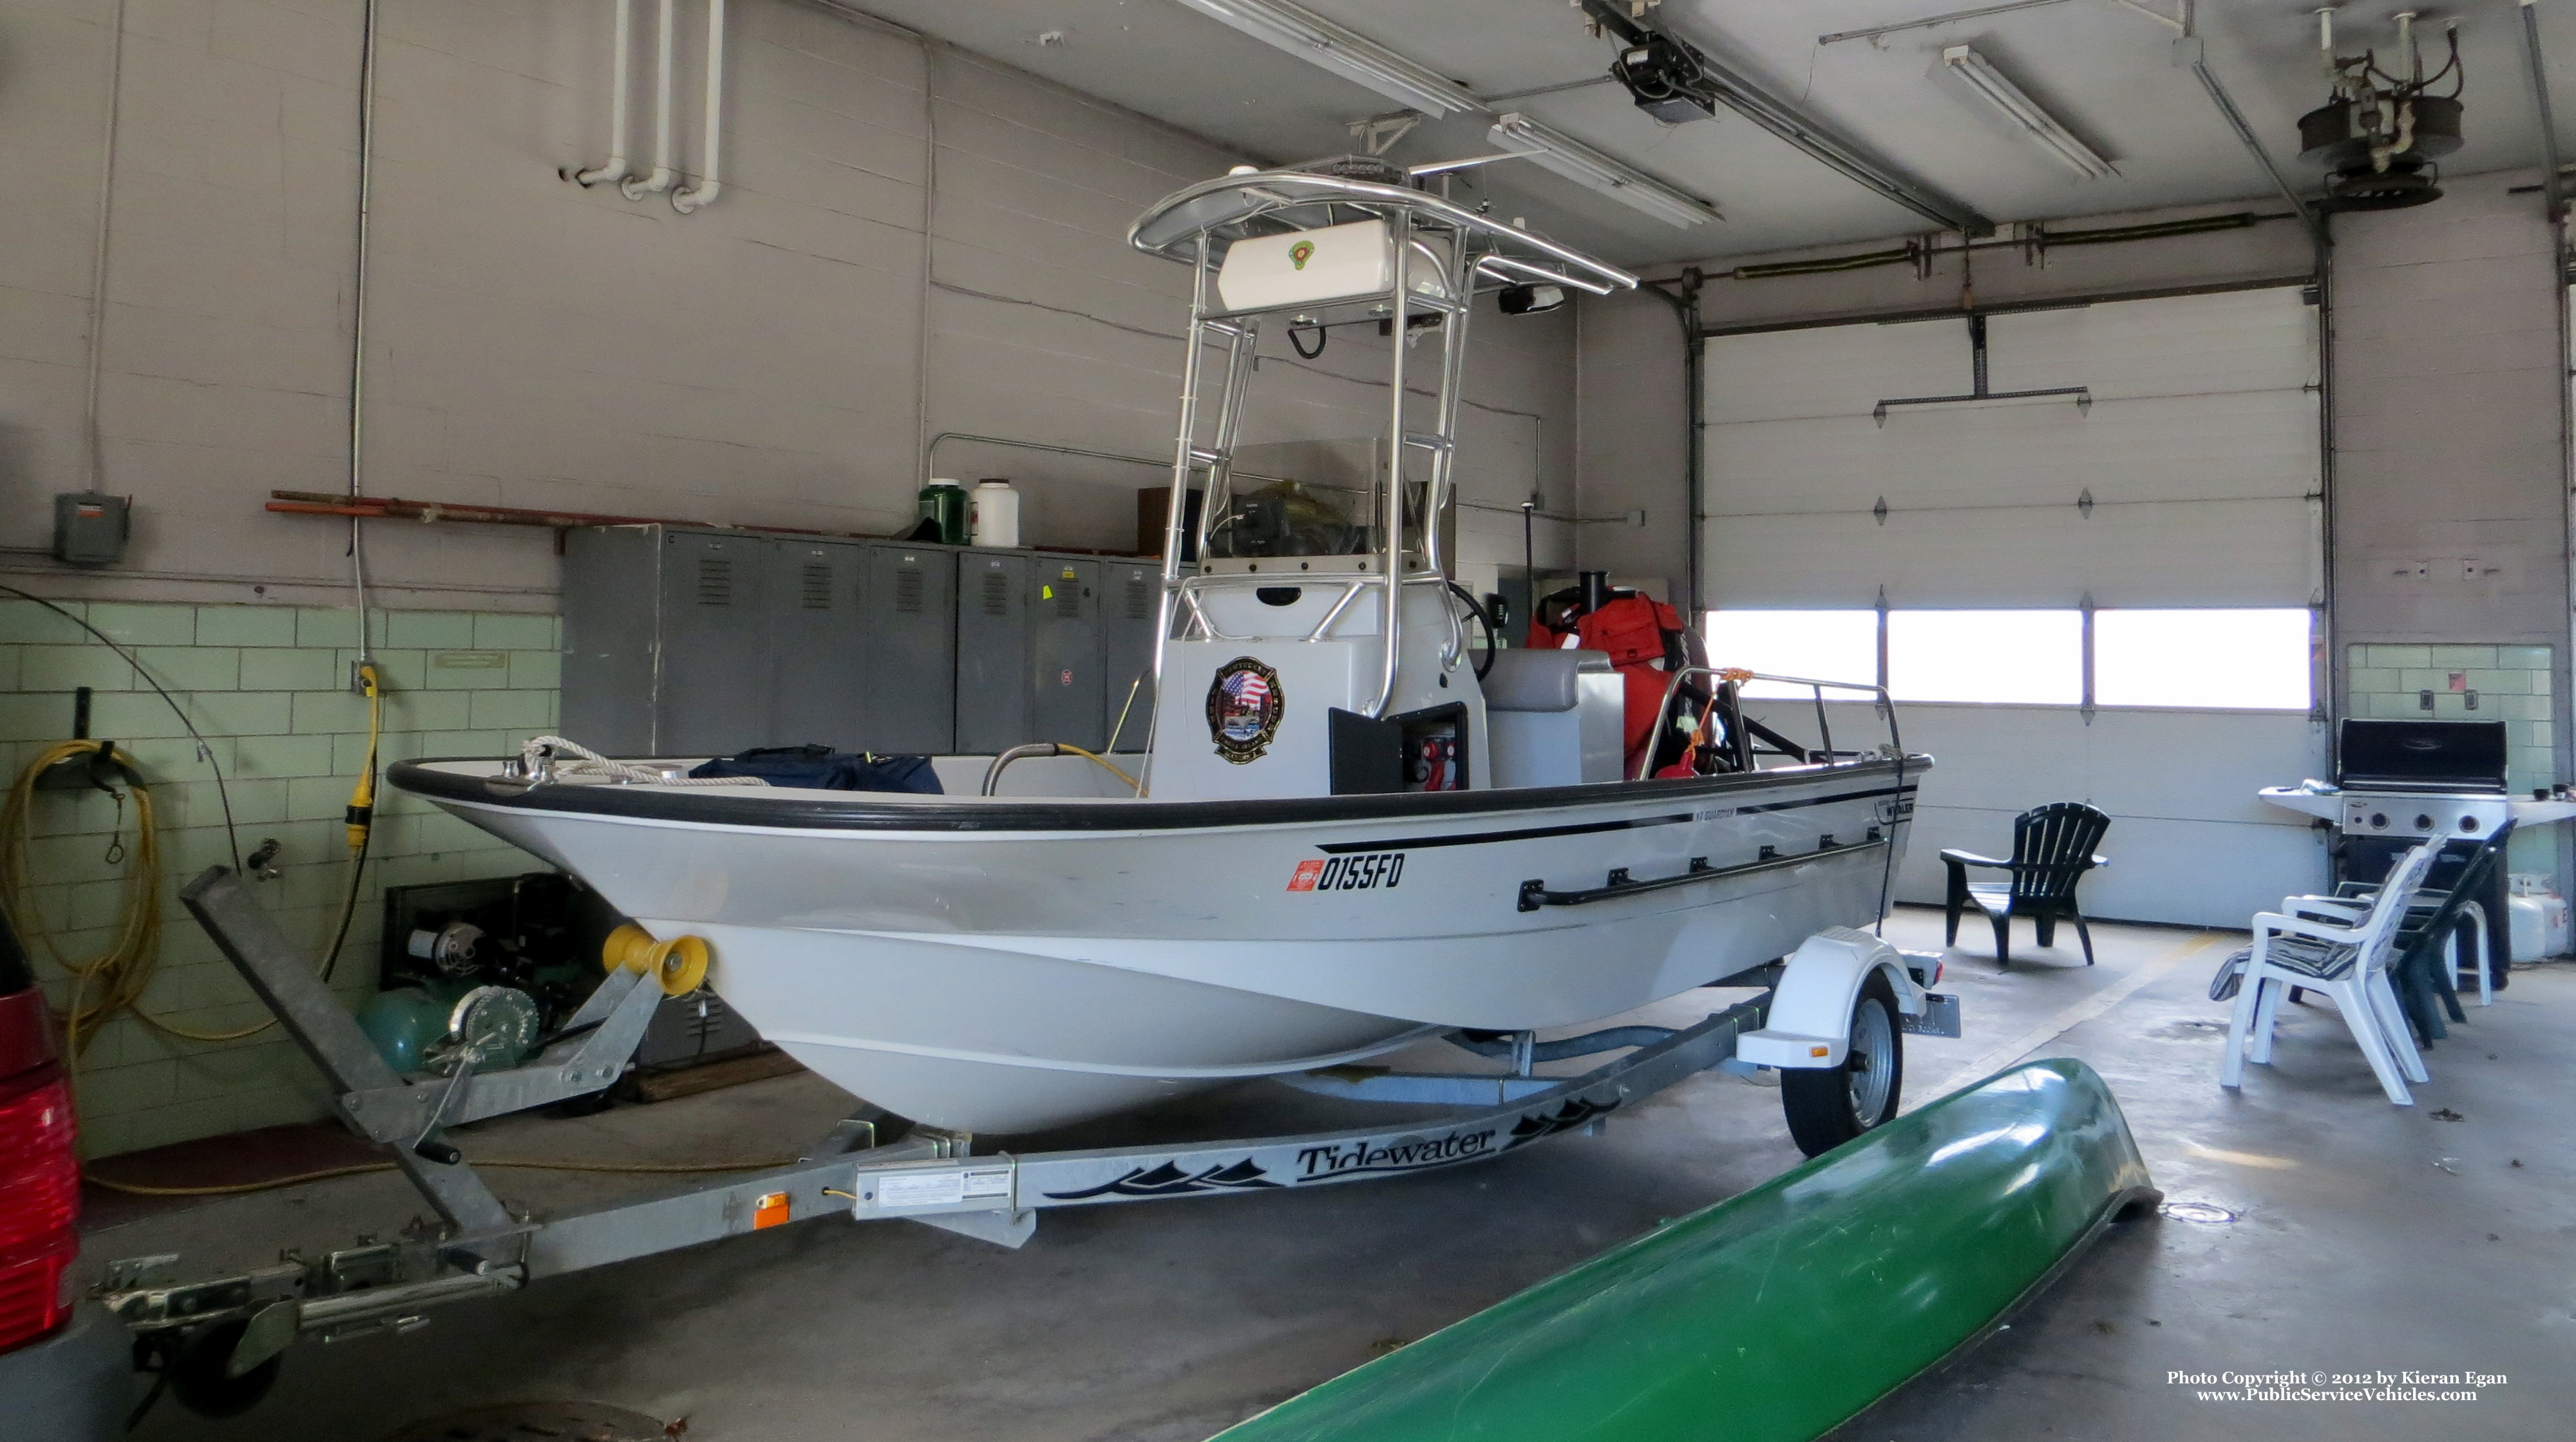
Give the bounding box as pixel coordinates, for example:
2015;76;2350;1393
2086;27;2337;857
1288;853;1405;893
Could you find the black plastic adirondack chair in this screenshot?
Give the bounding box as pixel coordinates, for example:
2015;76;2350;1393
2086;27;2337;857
1942;802;2112;967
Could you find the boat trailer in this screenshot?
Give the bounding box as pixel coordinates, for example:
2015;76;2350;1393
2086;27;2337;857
97;867;1959;1416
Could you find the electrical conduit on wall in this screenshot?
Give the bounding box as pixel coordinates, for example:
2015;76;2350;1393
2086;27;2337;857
670;0;724;213
574;0;632;189
622;0;678;200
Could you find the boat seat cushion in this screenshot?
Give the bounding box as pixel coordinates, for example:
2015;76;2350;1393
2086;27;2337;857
1484;648;1614;713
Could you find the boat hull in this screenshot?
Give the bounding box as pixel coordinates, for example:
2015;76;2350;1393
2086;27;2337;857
396;759;1924;1134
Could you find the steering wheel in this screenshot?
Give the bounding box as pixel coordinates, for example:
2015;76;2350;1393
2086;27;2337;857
1446;583;1499;681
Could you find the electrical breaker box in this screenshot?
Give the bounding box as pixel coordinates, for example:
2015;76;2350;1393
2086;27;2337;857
52;492;129;567
861;542;956;754
954;551;1033;755
1031;559;1103;751
768;539;865;750
1099;562;1160;752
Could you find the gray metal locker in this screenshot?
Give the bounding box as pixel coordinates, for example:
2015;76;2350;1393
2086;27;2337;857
1099;561;1160;752
560;527;663;754
860;542;957;754
954;551;1032;754
768;539;865;750
659;531;773;756
1030;558;1103;751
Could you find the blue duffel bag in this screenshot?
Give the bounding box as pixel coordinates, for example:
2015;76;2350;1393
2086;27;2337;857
687;745;943;793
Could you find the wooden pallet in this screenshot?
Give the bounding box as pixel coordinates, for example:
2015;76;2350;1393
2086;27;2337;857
616;1045;806;1104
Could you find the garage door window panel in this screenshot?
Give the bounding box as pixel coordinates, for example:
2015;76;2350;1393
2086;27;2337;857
2095;609;2313;712
1705;611;1880;698
1887;611;2083;705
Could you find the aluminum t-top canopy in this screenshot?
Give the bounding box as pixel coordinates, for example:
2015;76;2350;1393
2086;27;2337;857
1128;168;1635;723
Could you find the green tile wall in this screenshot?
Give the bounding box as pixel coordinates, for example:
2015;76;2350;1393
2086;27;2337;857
0;599;558;1159
2346;643;2560;873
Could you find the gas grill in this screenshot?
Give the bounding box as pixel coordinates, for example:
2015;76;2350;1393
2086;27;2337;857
2260;719;2576;985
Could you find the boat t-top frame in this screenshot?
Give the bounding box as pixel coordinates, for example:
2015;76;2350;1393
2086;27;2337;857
1126;169;1638;735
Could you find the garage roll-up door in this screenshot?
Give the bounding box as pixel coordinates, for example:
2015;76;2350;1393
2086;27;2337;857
1701;285;2327;929
1704;287;2321;609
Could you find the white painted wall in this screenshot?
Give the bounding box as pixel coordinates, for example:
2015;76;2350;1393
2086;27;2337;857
0;0;1577;610
2329;171;2569;651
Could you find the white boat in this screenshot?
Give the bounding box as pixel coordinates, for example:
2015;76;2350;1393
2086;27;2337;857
392;166;1929;1136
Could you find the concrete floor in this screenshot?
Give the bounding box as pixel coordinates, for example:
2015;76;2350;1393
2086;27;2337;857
100;906;2574;1441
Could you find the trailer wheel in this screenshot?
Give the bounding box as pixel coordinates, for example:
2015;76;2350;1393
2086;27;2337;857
1781;971;1903;1158
164;1319;281;1419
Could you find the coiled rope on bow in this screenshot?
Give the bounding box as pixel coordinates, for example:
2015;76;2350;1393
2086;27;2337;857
517;735;765;788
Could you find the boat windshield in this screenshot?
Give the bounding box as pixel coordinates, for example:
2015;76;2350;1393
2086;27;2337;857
1202;436;1431;563
1205;478;1367;559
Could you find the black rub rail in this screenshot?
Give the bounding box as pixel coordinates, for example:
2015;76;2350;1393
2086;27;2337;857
1519;833;1889;912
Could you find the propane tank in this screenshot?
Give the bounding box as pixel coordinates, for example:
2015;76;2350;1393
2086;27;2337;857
2508;873;2571;959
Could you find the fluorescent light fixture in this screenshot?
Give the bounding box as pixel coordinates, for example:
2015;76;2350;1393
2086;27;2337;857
1488;112;1721;227
1941;44;2117;180
1170;0;1481;117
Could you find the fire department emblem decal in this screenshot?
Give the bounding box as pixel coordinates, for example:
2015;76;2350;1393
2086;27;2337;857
1206;657;1283;764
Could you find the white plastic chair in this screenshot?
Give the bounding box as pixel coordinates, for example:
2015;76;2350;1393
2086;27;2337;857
2222;842;2441;1105
2286;879;2492;1007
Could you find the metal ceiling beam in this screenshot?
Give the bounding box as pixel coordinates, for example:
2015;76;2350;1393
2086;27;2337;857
1821;0;2076;48
1821;0;2181;50
1577;1;1993;236
2170;27;2324;252
2519;0;2566;223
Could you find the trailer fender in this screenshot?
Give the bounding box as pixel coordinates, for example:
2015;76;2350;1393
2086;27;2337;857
1736;927;1925;1070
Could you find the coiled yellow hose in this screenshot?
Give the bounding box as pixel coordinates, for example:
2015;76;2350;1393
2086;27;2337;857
0;728;373;1060
0;739;198;1058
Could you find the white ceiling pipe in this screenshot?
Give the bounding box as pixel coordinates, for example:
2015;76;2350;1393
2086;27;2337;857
672;0;725;212
574;0;633;188
622;0;678;198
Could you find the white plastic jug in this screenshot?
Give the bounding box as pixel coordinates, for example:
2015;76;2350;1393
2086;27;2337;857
970;479;1021;548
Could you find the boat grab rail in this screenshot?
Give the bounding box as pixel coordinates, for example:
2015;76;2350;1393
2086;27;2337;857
1635;670;1903;783
1518;836;1893;913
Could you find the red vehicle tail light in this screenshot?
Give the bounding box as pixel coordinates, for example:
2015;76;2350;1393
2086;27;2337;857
0;1068;79;1351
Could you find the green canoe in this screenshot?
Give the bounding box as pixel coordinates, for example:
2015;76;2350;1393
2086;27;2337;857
1214;1057;2158;1442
